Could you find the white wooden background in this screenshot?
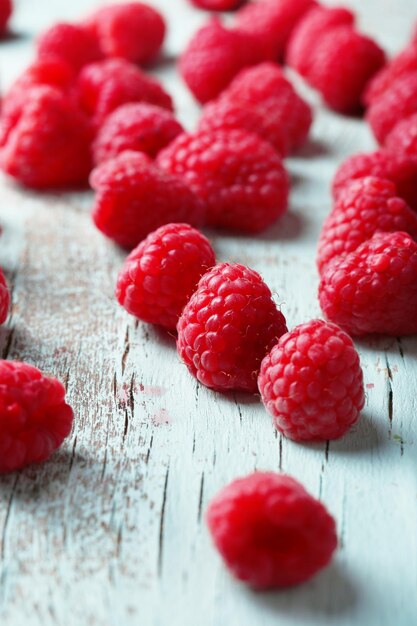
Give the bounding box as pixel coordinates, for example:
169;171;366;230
0;1;416;624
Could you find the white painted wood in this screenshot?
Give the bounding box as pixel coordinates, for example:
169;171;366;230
0;1;416;624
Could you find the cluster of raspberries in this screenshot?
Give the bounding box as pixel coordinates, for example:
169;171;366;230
181;1;386;114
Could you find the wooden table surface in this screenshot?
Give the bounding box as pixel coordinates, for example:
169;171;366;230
0;1;416;624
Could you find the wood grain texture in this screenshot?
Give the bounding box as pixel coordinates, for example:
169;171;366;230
0;1;417;624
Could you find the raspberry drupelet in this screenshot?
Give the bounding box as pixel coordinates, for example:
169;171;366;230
176;263;288;393
319;232;417;337
258;320;365;441
0;360;74;473
157;129;289;234
207;472;337;588
90;151;204;249
116;223;216;330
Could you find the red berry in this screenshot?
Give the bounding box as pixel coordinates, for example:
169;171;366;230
199;62;312;156
319;231;417;337
385;112;417;162
367;73;417;143
0;0;12;33
4;58;75;100
0;360;74;474
93;102;183;165
157;129;289;233
176;263;288;392
332;149;417;213
235;0;319;62
77;59;173;126
287;6;355;77
259;320;364;441
90;151;204;249
191;0;244;10
85;2;165;65
37;22;103;72
0;269;9;324
206;472;337;588
116;223;215;329
318;177;417;273
306;26;386;114
364;44;417;107
1;86;92;189
179;18;261;104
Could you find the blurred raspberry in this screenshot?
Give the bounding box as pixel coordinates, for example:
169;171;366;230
0;269;9;325
90;151;204;248
37;22;103;72
93;103;183;165
157;129;289;233
367;73;417;143
0;360;74;474
385;112;417;162
259;320;365;441
191;0;245;10
0;0;12;33
85;2;165;65
207;472;337;588
364;44;417;106
177;262;288;392
116;223;215;329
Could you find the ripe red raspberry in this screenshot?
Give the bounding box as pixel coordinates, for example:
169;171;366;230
176;263;288;392
259;320;364;441
367;73;417;143
0;86;92;189
200;62;312;156
206;472;337;588
318;177;417;273
37;22;103;72
77;59;173;126
93;103;183;165
385;112;417;162
0;360;74;474
84;3;165;65
116;223;215;329
157;129;289;233
179;18;261;104
364;44;417;107
319;231;417;337
90;151;204;249
0;0;12;33
286;6;355;77
235;0;319;62
4;58;75;100
306;27;386;114
191;0;244;10
332;150;417;213
0;269;9;324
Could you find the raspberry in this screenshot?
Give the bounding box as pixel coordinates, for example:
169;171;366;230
199;63;312;156
4;58;75;100
364;44;417;107
259;320;364;441
287;6;355;77
235;0;319;62
318;177;417;273
179;18;261;104
37;22;103;72
92;103;183;165
319;231;417;337
116;223;215;329
0;361;74;474
306;27;386;114
84;3;165;65
191;0;244;10
206;472;337;588
332;150;417;212
0;0;12;33
90;151;204;249
1;86;92;189
176;263;288;392
77;59;173;126
0;269;9;324
157;129;289;233
367;73;417;143
385;112;417;162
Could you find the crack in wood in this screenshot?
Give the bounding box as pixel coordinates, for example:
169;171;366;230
158;466;170;577
197;473;204;523
1;474;19;562
385;354;393;437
